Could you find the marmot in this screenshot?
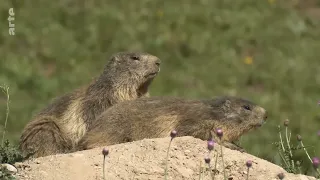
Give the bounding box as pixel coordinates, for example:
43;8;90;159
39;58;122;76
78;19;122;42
77;96;268;152
19;52;161;158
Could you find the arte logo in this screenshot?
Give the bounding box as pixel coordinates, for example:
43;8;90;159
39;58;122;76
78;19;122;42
8;8;15;36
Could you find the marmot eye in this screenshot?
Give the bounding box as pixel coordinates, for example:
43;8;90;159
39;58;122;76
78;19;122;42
243;105;251;111
131;55;140;61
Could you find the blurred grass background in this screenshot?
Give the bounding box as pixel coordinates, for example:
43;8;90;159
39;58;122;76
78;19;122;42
1;0;320;173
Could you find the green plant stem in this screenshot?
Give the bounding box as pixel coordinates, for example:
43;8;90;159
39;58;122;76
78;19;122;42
313;167;320;178
277;127;291;171
220;139;226;180
164;138;173;180
212;150;218;180
297;166;301;174
0;85;10;146
208;163;213;180
316;168;320;177
285;126;294;169
278;151;290;170
288;131;291;143
208;150;214;180
103;155;106;180
299;141;312;162
199;160;202;180
246;167;250;180
279;127;285;152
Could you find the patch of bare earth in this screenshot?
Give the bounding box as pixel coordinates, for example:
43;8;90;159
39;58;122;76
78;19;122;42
13;136;315;180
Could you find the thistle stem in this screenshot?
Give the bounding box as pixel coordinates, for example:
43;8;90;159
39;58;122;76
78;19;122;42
220;139;226;180
103;155;106;180
246;167;249;180
278;127;285;152
299;141;312;162
199;160;203;180
164;138;173;180
285;127;294;169
212;150;218;180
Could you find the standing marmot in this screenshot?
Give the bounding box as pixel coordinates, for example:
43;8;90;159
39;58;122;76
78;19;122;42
19;52;161;158
77;96;268;152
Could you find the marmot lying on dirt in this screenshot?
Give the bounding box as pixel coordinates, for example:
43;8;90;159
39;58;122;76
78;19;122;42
19;52;161;158
77;96;267;152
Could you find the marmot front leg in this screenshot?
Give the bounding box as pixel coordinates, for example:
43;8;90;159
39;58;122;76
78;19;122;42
209;131;244;152
19;117;72;158
221;141;245;152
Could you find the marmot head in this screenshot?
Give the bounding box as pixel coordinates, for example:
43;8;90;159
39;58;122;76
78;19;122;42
208;96;268;142
100;52;161;97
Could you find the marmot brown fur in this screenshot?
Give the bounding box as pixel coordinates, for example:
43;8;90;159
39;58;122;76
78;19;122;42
19;52;161;158
77;96;267;152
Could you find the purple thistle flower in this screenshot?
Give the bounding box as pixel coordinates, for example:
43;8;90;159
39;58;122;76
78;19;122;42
207;140;214;151
216;128;223;138
170;130;177;139
277;172;285;179
312;157;320;169
296;134;302;141
102;148;109;156
204;156;211;164
283;119;289;127
246;160;252;168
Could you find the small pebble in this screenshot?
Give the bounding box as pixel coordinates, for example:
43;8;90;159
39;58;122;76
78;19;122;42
184;150;191;153
1;163;18;173
69;153;84;158
184;150;191;156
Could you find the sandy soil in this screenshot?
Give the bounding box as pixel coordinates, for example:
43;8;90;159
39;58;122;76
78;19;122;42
12;136;316;180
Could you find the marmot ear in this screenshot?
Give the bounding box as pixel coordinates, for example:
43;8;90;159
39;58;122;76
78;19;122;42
222;99;231;111
111;55;120;62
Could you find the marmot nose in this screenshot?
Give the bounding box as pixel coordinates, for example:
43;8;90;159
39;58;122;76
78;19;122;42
264;111;268;120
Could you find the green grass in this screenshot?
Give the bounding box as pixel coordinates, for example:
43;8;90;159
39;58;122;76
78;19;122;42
0;85;23;179
1;0;320;175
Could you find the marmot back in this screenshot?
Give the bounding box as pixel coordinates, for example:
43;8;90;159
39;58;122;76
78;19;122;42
19;52;161;158
77;96;268;152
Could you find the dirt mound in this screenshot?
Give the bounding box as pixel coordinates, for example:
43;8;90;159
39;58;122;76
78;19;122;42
13;136;315;180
